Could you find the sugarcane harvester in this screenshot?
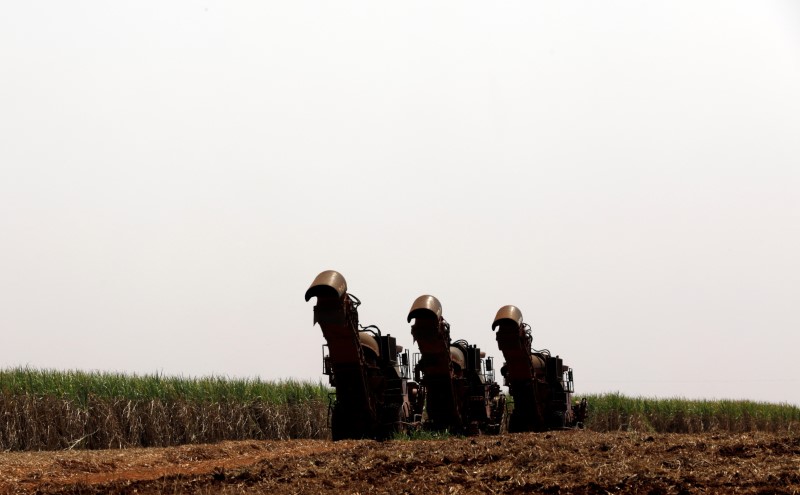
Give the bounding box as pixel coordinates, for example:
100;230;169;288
408;295;505;435
492;305;587;432
305;270;414;440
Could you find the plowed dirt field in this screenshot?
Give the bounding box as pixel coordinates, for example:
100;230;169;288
1;431;798;494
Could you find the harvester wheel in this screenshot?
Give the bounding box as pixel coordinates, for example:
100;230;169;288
508;411;523;433
551;411;566;429
331;404;366;440
378;404;404;439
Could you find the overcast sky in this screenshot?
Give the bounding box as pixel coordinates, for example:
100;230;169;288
1;1;799;405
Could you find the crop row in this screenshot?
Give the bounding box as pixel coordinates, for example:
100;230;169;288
0;367;328;403
581;392;800;434
2;368;799;450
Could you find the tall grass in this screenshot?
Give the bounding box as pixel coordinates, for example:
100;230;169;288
0;367;328;404
4;367;800;451
579;392;800;434
0;367;330;451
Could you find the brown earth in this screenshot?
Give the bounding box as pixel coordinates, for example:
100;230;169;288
1;431;799;494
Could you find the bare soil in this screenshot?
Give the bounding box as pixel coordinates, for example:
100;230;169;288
1;431;798;494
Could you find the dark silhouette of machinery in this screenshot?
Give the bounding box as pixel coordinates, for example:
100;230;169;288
305;270;585;439
305;270;413;440
492;305;587;432
408;295;505;435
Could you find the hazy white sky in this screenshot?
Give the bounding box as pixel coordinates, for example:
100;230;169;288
2;1;799;405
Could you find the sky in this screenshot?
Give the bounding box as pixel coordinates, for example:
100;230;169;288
1;1;799;405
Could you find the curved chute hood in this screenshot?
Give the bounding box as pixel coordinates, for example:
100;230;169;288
359;332;380;357
492;305;524;330
407;294;443;323
305;270;348;302
449;345;466;370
